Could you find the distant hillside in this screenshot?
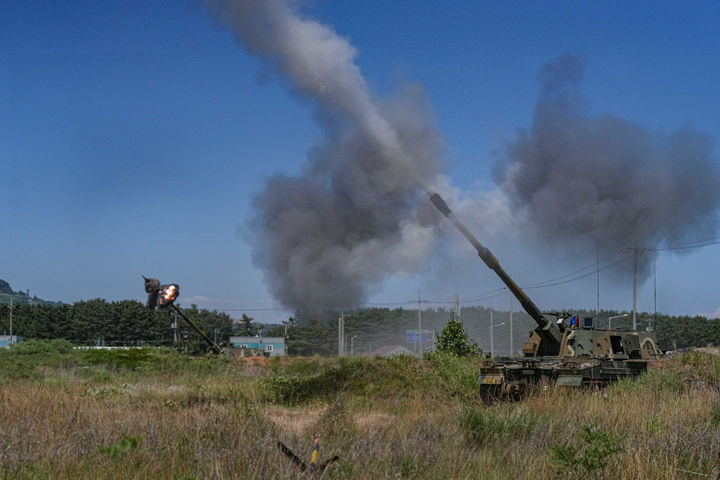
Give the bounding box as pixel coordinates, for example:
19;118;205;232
0;279;62;306
0;279;13;295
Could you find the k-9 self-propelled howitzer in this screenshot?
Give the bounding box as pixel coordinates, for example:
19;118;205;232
429;192;661;400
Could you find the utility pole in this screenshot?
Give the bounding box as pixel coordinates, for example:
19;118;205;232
509;291;513;356
653;256;657;331
337;314;344;356
455;294;461;324
490;315;505;358
172;311;178;343
596;247;600;318
9;297;13;345
633;247;638;330
490;321;494;358
417;289;423;356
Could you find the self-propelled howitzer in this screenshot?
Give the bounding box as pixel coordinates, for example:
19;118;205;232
429;192;661;400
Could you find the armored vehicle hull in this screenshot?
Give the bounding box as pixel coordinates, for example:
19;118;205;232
478;357;650;401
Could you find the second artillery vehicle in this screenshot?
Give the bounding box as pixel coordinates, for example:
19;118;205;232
429;192;661;401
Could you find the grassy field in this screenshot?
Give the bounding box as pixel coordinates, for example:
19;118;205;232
0;343;718;479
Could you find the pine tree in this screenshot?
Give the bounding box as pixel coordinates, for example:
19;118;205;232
234;314;259;336
435;319;482;357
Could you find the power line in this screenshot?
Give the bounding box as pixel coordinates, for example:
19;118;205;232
196;235;720;314
522;249;623;288
365;301;414;306
524;256;627;290
362;254;626;308
420;248;626;305
459;252;626;303
621;235;720;252
457;234;720;300
463;288;510;304
218;307;291;312
656;239;720;251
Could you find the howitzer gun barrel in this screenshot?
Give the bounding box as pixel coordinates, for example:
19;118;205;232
429;193;548;329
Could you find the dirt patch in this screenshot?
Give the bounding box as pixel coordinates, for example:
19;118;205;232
233;356;271;366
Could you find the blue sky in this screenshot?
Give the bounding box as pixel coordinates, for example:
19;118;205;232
2;1;720;322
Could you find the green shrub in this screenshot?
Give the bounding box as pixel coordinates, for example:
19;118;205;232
78;347;229;374
9;339;74;355
86;384;127;398
0;341;75;383
0;356;43;382
282;358;323;376
645;414;666;433
710;402;720;426
261;356;430;404
262;358;368;404
77;365;116;383
681;351;708;368
613;367;685;395
262;354;486;405
550;422;623;476
137;349;228;374
680;351;720;386
458;406;540;445
399;454;420;477
433;319;482;357
99;434;145;458
82;348;153;370
428;352;483;399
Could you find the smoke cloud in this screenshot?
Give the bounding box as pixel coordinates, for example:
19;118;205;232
207;0;443;311
208;0;720;312
495;54;720;274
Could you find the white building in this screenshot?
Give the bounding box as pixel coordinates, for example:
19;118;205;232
0;335;22;348
228;336;286;356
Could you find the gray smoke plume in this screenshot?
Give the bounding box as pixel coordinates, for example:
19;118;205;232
495;54;720;275
207;0;443;311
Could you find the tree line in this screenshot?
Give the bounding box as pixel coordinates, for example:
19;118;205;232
1;300;718;354
267;306;720;356
0;300;233;350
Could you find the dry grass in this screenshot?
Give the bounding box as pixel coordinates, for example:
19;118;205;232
265;405;328;435
0;350;718;479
